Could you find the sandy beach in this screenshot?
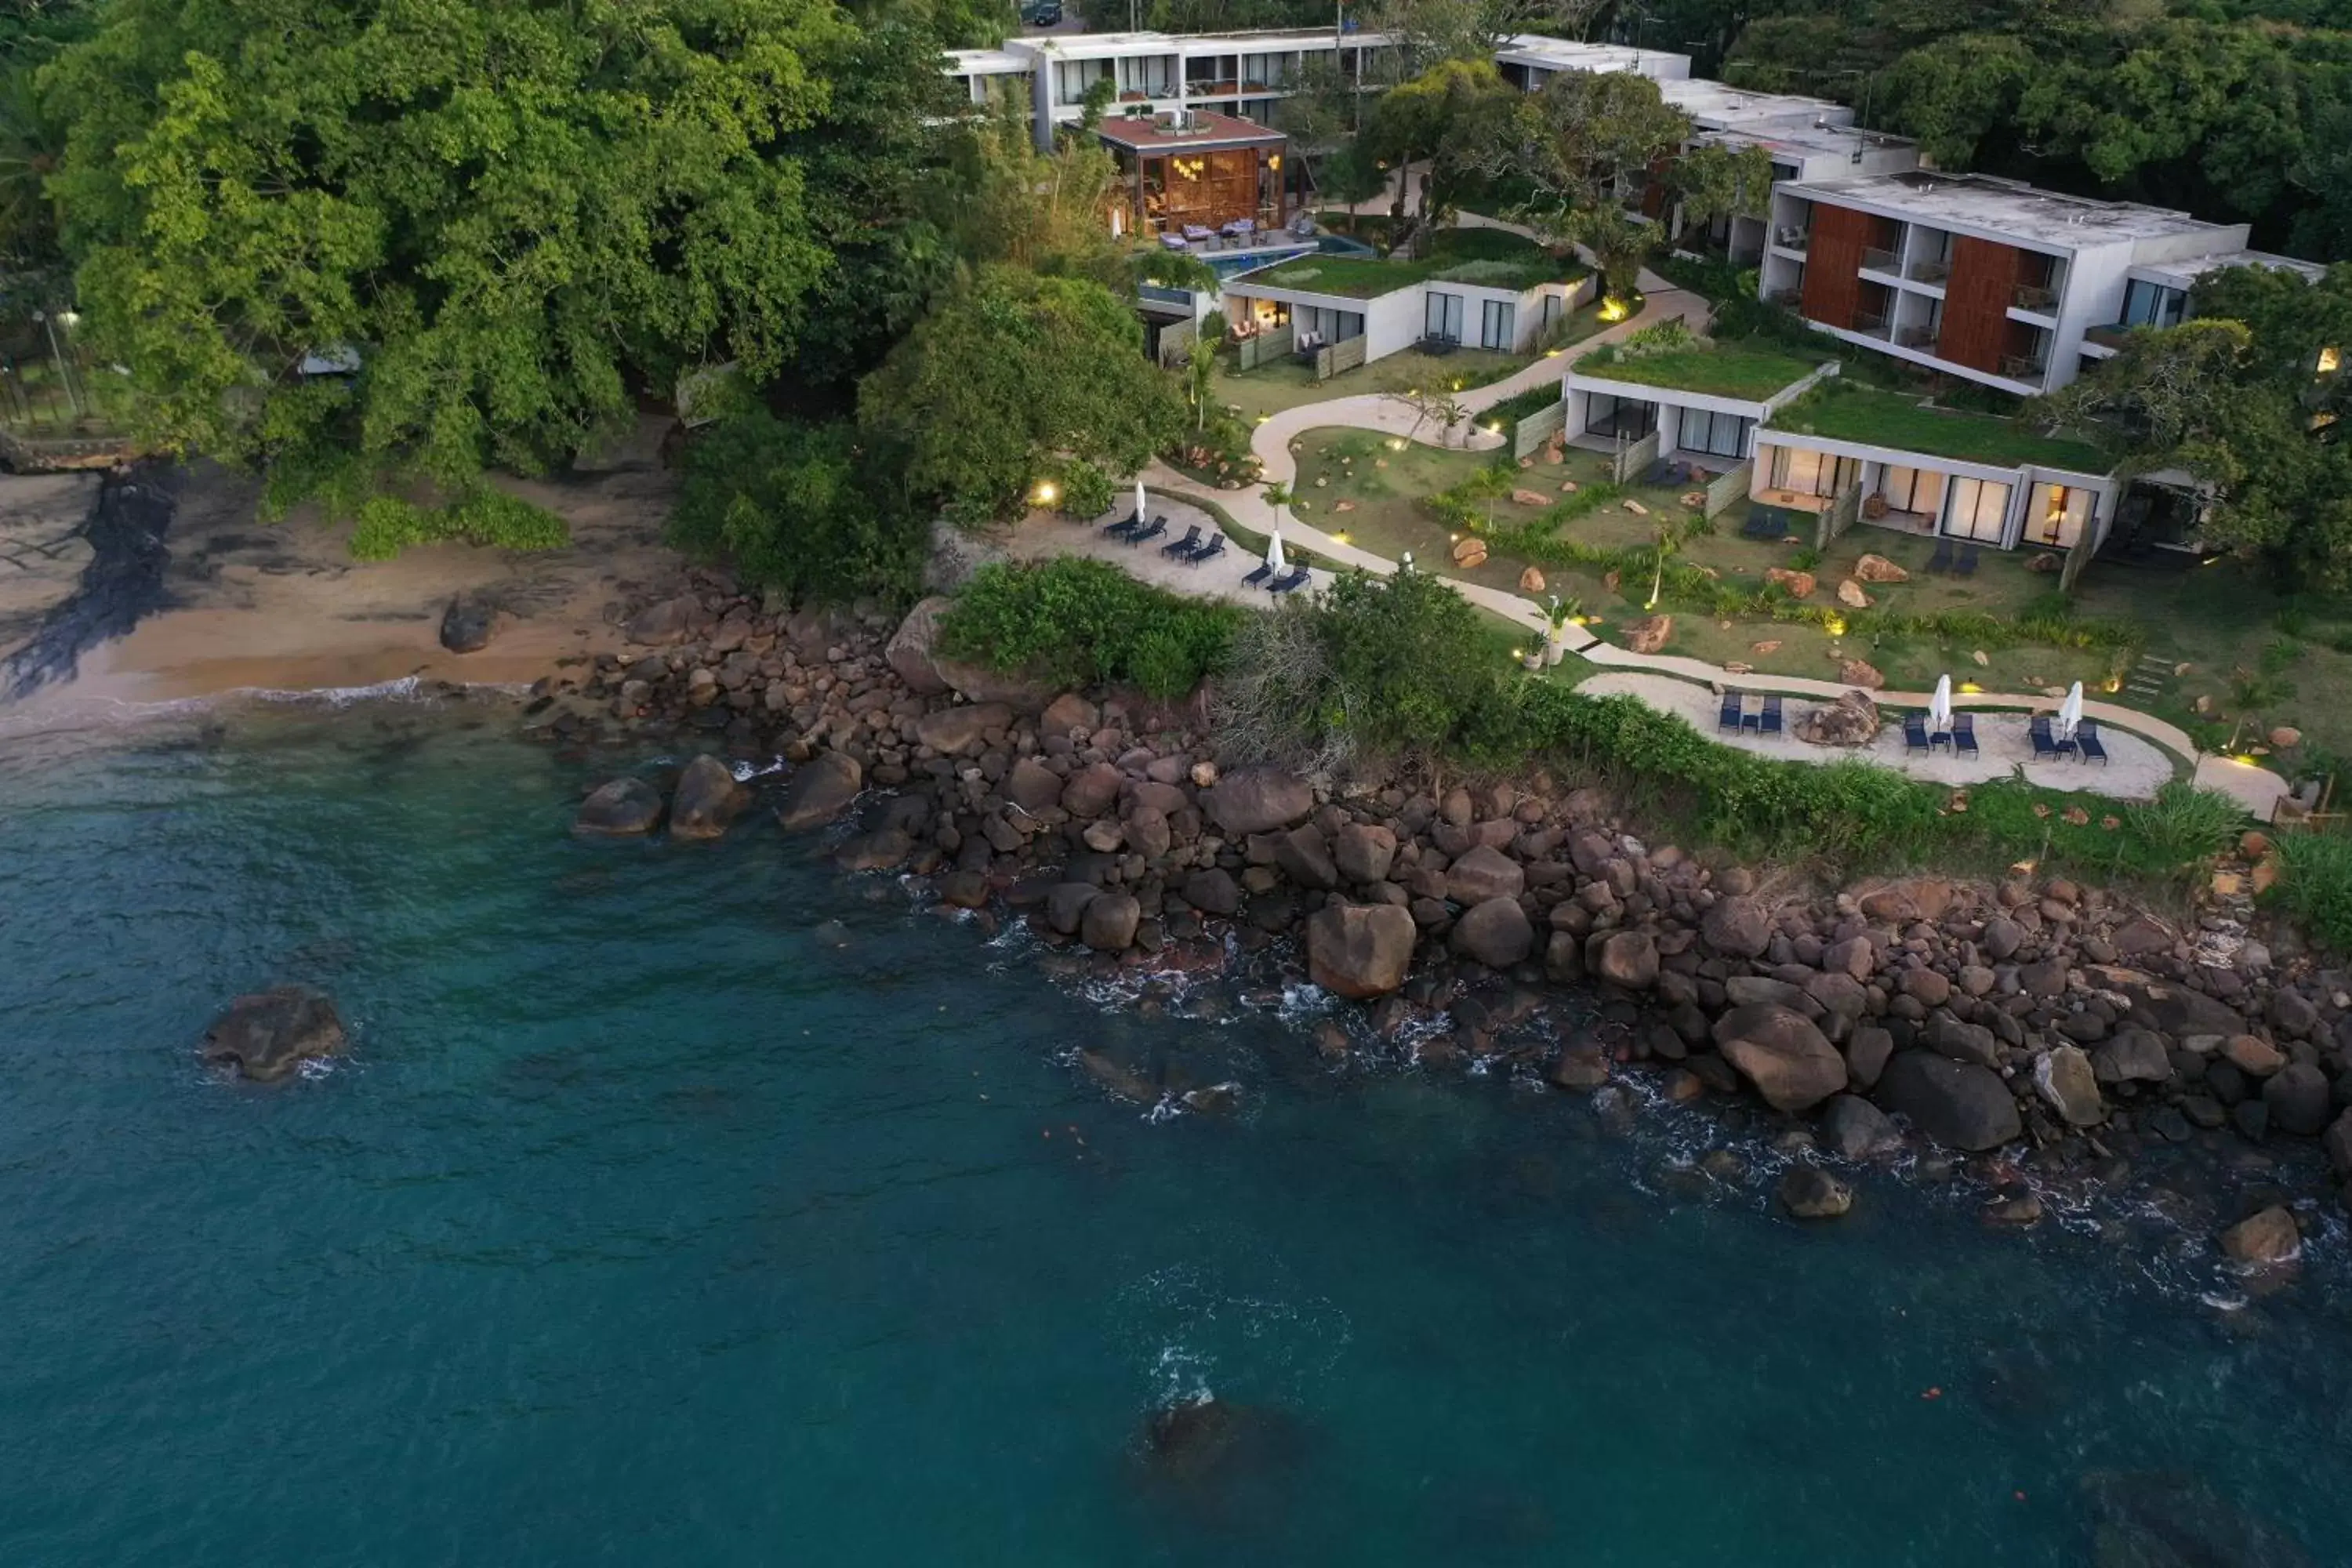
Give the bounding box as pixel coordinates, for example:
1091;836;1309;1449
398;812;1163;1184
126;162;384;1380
0;419;690;725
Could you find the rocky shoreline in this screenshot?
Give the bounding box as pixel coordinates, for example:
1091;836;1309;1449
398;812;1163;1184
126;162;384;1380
518;573;2350;1271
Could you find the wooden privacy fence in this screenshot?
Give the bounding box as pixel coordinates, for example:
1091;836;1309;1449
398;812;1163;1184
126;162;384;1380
1814;480;1863;551
1512;400;1566;460
1314;336;1367;381
1236;325;1292;371
1611;428;1661;485
1704;461;1751;518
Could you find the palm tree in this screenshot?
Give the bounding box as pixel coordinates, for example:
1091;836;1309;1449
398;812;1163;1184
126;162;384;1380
1184;340;1218;432
1261;479;1295;536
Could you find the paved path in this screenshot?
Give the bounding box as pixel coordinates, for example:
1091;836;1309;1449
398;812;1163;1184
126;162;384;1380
1581;670;2175;801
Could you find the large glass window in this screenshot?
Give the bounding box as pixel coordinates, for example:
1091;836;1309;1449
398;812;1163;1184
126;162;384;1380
1479;299;1515;350
1425;292;1464;343
2026;484;2094;549
1943;477;2012;543
1584;392;1656;441
1769;445;1858;499
2119;278;2187;329
1878;465;1947;517
1676;405;1754;460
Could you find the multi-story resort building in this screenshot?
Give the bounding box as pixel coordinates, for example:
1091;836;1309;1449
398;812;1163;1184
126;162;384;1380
1758;170;2327;396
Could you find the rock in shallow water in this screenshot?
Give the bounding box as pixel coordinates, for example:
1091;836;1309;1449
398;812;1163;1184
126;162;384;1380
1777;1166;1853;1218
667;754;746;841
201;985;347;1082
575;776;663;837
1875;1051;2020;1151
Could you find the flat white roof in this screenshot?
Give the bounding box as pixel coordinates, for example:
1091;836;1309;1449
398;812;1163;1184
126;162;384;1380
946;48;1029;74
1703;122;1916;165
1024;28;1388;60
1661;79;1847;132
1783;170;2238;252
2129;249;2329;289
1496;34;1690;80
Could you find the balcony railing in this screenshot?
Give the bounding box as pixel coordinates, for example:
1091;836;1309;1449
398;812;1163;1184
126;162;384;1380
1860;246;1900;275
1854;311;1892;339
2000;354;2049;381
1772;227;1809;252
2083;324;2132;350
2012;283;2060;314
1906;257;1950;285
1895;324;1937;350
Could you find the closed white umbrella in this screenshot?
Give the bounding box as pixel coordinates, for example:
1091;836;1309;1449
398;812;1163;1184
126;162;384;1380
1930;673;1952;731
2057;681;2084;741
1134;478;1148;525
1265;529;1286;573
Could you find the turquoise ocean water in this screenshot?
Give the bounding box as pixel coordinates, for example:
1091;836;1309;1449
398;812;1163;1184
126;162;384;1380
0;698;2345;1566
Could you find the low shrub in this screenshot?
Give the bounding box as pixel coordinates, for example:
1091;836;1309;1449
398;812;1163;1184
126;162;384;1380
2272;831;2352;954
349;488;570;561
1480;383;1563;433
669;412;929;604
938;557;1243;698
2126;780;2249;866
1054;458;1115;523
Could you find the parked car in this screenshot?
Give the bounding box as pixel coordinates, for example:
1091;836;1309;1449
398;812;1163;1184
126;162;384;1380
1023;0;1062;25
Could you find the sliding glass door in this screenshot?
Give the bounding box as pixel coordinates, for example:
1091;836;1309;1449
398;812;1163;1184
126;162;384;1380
2026;484;2093;548
1425;292;1464;343
1479;299;1515;350
1768;445;1858;499
1877;465;1947;517
1675;405;1753;460
1942;477;2012;543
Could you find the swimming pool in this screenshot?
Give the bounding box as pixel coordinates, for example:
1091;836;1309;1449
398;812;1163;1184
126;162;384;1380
1206;233;1377;279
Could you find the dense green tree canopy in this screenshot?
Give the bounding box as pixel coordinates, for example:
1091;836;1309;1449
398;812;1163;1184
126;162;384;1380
2046;267;2352;588
41;0;950;522
858;263;1182;524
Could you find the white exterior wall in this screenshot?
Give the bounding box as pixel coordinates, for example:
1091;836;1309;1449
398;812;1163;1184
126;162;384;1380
1749;428;2118;550
1219;275;1587;367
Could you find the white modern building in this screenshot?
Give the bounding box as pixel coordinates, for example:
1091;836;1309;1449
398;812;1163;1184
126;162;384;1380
1492;34;1690;89
948;27;1396;149
1757;169;2325;396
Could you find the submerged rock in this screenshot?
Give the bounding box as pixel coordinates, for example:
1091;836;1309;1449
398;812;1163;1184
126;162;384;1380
1777;1166;1853;1219
201;985;347;1082
2082;1468;2316;1568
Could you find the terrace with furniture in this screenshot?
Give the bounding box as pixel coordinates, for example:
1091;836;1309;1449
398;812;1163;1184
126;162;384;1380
1098;111;1294;247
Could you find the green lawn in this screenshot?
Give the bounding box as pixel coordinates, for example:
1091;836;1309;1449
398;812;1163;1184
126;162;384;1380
1767;380;2111;473
1239;227;1584;299
1572;339;1825;403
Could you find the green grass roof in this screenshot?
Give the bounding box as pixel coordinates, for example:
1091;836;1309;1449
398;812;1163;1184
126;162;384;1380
1236;227;1583;299
1572;339;1823;402
1764;381;2113;473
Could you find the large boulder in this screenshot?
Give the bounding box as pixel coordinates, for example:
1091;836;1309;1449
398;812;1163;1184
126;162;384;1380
1820;1094;1901;1158
575;776;664;837
1307;902;1417;998
1624;614;1671;655
668;754;747;841
1081;891;1142;952
1588;930;1658;989
1202;768;1313;837
201;985;347;1082
2091;1029;2171;1085
775;751;862;832
1450;897;1534;968
2091;966;2256;1040
1700;895;1770;959
2326;1108;2352;1178
439;593;492;653
1793;689;1879;747
2262;1062;2332;1137
915;702;1012;755
1004;757;1064;815
1711;1004;1846;1112
1274;826;1338;891
1181;868;1241;917
884;596;953;695
1332;822;1397;884
1060;761;1124;819
2033;1044;2105;1127
625;594;699;645
1446;844;1524;905
1875;1051;2020;1151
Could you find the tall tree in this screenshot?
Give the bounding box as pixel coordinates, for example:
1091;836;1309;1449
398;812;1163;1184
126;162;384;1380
41;0;927;542
1666;139;1773;242
1360;57;1517;231
858;264;1184;524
